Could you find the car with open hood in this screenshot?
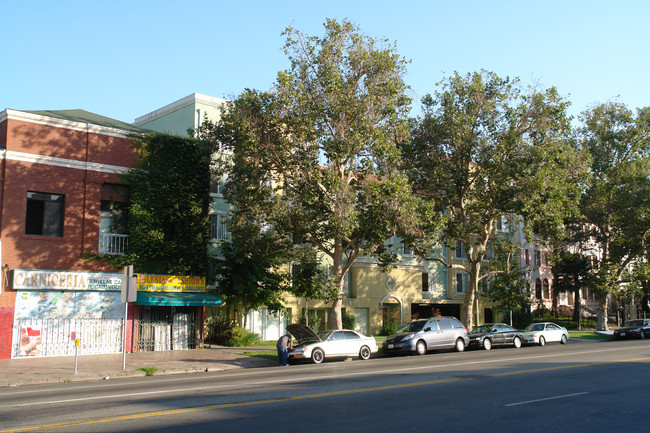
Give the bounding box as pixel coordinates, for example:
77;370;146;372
287;324;379;364
468;323;524;350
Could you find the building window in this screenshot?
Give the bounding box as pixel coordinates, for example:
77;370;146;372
496;215;509;232
543;279;550;299
210;213;231;241
525;249;530;266
402;242;413;256
25;192;64;237
535;250;542;267
210;174;228;196
455;271;469;294
455;242;465;259
99;200;128;254
422;273;429;292
535;279;542;300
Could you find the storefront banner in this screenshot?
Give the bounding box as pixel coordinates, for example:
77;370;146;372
15;290;123;319
13;269;122;291
136;274;205;293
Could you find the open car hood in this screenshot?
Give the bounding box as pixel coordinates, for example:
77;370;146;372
287;324;321;345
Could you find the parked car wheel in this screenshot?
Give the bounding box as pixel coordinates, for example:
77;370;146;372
311;348;325;364
359;345;371;360
483;338;492;350
561;335;568;344
539;336;546;346
415;340;427;355
455;338;466;352
513;336;522;348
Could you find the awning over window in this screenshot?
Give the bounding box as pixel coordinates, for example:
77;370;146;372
135;292;222;306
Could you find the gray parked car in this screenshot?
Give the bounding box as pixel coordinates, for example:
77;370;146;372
383;317;469;355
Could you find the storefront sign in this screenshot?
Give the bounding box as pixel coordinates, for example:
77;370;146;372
136;274;205;293
13;269;122;291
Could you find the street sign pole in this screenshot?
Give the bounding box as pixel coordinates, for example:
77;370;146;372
121;265;136;371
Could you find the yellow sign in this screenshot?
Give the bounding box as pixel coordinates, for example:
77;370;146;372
136;274;206;293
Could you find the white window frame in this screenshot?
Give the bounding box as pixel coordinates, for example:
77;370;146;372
455;271;469;294
210;213;231;242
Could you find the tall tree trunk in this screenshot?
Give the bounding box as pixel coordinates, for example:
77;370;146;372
331;240;344;329
463;261;481;329
573;288;581;329
597;294;609;331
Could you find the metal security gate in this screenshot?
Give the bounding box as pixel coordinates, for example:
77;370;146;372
12;318;123;358
134;306;197;352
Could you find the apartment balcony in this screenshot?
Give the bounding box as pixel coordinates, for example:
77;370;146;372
99;233;128;255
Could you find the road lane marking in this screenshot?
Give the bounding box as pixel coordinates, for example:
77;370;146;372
2;356;649;432
2;343;645;399
506;392;590;407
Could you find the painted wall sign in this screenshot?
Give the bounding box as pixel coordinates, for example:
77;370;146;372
13;269;122;291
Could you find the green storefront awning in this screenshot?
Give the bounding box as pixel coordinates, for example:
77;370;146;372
135;291;222;306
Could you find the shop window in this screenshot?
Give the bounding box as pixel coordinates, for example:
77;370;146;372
210;213;231;241
25;191;64;237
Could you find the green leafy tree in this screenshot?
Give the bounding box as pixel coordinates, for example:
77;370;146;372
84;133;212;276
402;70;585;329
577;102;650;330
208;19;416;329
482;241;530;326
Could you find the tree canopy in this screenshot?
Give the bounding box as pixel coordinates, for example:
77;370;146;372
208;19;417;328
577;102;650;329
402;70;586;329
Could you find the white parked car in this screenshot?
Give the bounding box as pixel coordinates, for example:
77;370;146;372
522;322;569;346
287;324;378;364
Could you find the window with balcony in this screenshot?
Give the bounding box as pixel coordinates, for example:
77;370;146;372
99;200;128;254
26;191;64;237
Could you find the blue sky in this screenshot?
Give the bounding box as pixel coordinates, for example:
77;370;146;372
3;1;648;124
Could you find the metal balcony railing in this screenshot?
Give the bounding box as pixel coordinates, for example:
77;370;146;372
99;233;128;255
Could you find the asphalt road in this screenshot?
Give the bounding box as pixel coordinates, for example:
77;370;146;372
1;338;649;432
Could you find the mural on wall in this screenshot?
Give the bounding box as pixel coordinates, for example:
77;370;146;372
14;290;123;319
12;269;124;319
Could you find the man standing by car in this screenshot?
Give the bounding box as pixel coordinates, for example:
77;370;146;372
276;333;293;366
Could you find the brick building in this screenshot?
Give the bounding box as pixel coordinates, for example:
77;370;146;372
0;109;144;359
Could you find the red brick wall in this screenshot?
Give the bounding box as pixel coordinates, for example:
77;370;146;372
0;115;137;358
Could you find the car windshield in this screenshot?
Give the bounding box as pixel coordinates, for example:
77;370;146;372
396;321;426;333
317;331;333;341
626;320;645;327
470;325;492;334
523;324;544;332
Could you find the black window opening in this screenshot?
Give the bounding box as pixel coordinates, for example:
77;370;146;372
25;192;64;237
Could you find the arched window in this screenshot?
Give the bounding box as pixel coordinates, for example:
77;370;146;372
535;279;542;300
543;279;550;299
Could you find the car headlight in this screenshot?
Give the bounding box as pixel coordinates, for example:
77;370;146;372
402;333;415;342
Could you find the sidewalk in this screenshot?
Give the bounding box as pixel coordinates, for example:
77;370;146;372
0;346;277;388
